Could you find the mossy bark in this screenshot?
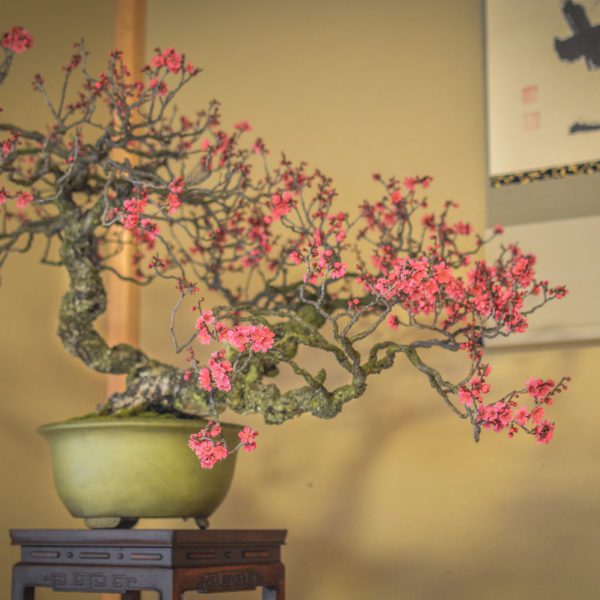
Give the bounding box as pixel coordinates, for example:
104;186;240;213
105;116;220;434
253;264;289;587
56;195;213;417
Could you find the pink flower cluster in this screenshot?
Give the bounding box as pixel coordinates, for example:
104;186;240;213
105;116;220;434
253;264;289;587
199;350;233;392
188;422;259;470
120;193;148;230
403;175;432;191
195;310;215;344
479;401;555;444
361;257;450;317
458;365;568;443
238;426;258;452
234;120;252;132
270;191;294;220
357;231;565;342
151;47;184;73
117;192;159;250
144;48;197;98
168;177;183;214
195;320;274;392
458;364;492;407
527;377;556;403
1;131;19;157
188;421;228;469
16;191;33;209
0;188;34;210
1;26;33;54
298;242;348;285
226;324;275;353
195;310;275;354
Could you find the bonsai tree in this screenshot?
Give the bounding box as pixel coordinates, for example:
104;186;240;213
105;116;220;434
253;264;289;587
1;28;570;470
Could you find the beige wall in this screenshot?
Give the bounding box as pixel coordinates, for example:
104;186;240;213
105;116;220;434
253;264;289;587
1;1;599;598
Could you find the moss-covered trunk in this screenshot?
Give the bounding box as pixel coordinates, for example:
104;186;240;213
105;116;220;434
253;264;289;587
56;196;211;417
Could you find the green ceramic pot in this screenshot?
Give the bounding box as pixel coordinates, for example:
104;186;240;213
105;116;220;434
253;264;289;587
39;417;242;528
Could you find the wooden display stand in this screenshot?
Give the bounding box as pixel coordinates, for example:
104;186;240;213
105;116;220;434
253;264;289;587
10;529;286;599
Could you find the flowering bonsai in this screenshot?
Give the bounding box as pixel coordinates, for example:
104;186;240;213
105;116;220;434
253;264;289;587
1;28;570;471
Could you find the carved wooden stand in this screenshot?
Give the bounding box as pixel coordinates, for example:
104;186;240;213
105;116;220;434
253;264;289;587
10;529;286;599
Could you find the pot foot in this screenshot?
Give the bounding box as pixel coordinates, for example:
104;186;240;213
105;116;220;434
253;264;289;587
194;517;210;529
84;517;139;529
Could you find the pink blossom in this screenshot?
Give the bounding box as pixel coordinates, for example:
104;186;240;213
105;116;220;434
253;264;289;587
527;377;555;403
391;190;403;204
478;401;512;432
404;177;417;191
433;262;452;284
1;26;33;54
250;325;275;353
16;191;33;209
195;420;223;438
196;310;215;326
206;350;233;392
139;218;159;243
530;405;545;425
180;115;192;130
271;191;294;220
163;48;183;73
120;193;148;231
168;176;184;214
198;367;212;391
459;367;491;407
152;48;183;73
387;314;400;330
454;221;472;235
234;120;252;132
534;420;555;444
514;405;529;426
238;426;258;452
226;325;252;352
151;54;164;69
289;250;303;265
458;387;474;407
1;132;19;156
331;261;346;279
196;327;211;345
149;77;167;96
188;434;229;469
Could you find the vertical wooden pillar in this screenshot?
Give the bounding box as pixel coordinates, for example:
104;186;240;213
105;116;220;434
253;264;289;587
106;0;146;397
102;2;145;596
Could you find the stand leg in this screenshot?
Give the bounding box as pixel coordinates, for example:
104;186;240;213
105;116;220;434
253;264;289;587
122;593;141;600
11;581;34;600
12;566;34;600
263;564;285;600
156;575;185;600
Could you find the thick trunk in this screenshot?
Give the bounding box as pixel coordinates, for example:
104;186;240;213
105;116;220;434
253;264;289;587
56;202;211;417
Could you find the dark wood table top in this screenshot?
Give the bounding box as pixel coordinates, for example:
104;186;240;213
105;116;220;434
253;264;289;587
10;529;287;547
